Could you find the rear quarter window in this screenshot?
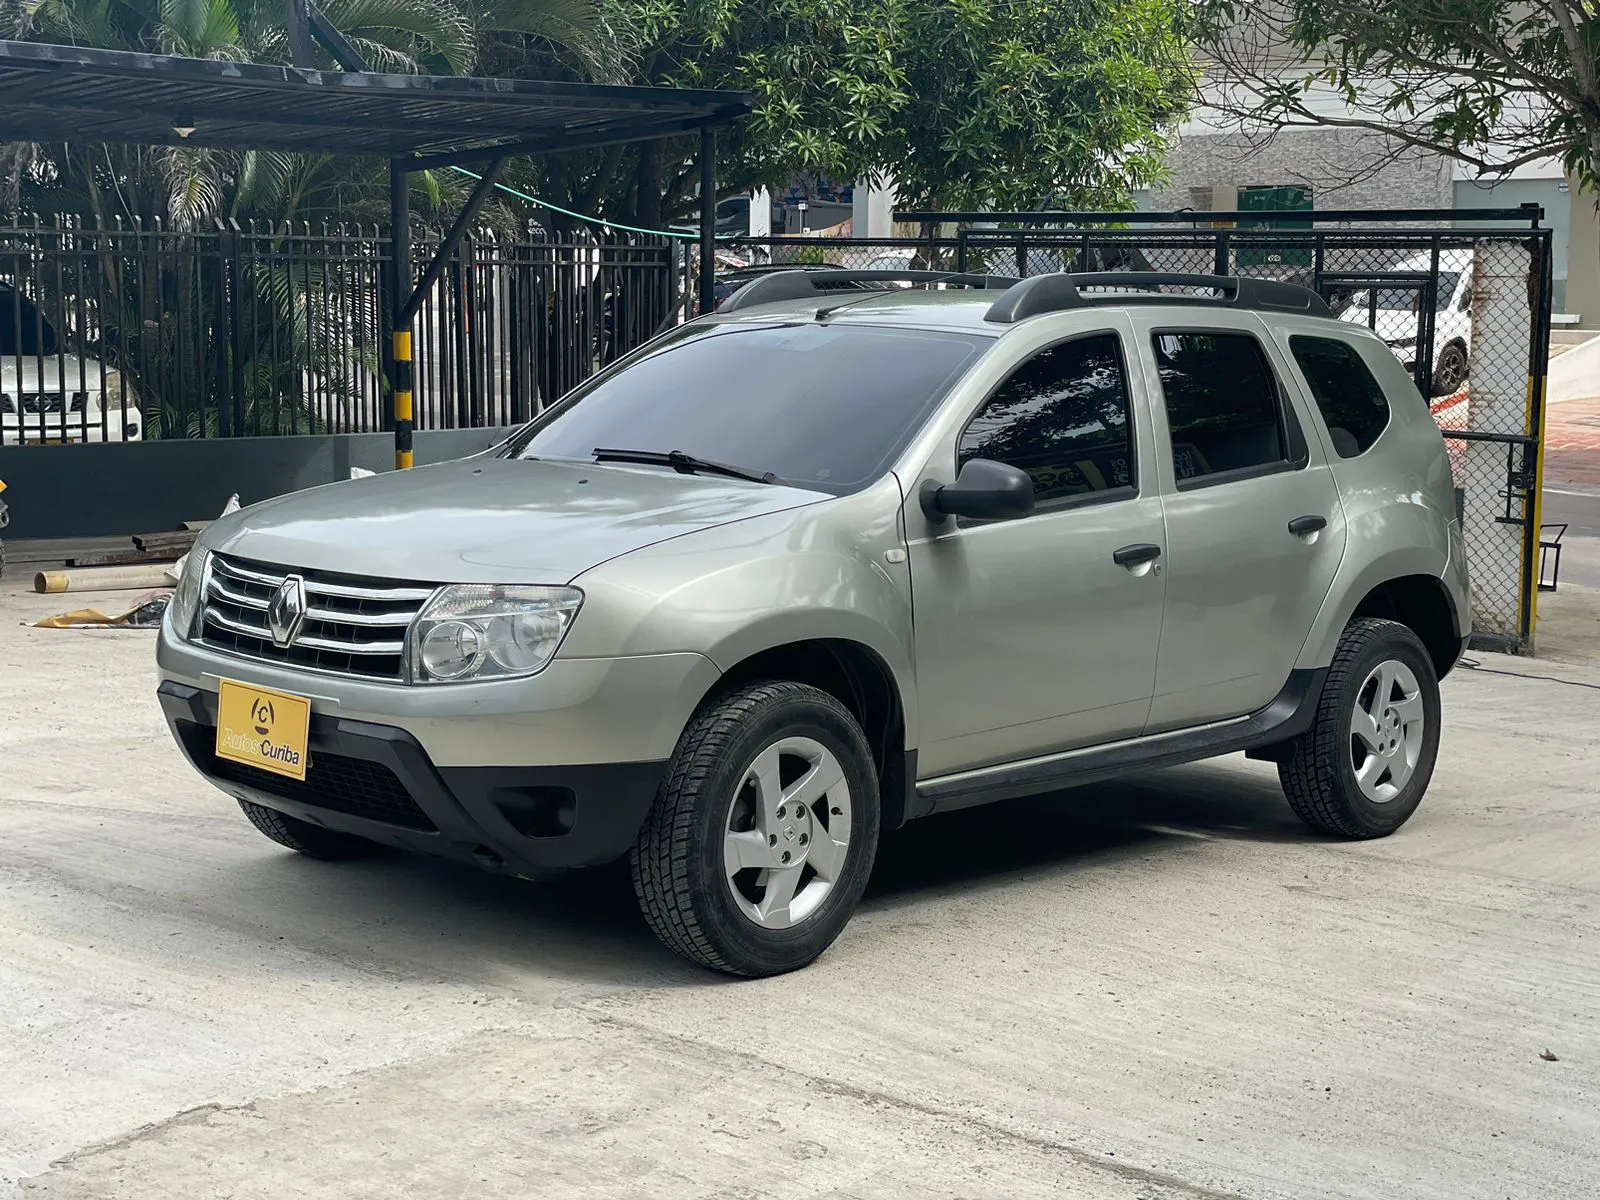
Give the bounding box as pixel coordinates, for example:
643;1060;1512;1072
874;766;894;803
1289;335;1391;458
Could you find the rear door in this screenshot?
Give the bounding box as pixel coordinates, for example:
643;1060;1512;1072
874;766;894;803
1132;312;1347;733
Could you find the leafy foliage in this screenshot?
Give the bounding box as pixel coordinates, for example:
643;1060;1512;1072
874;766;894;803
1194;0;1600;197
522;0;1196;223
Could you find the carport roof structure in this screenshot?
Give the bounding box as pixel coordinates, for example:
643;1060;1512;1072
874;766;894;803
0;40;751;167
0;38;751;467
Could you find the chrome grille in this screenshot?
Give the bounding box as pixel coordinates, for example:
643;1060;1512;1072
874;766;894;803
4;391;86;414
199;554;434;681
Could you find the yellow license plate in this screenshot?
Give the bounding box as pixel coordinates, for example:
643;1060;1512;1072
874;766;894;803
215;680;311;781
23;438;67;445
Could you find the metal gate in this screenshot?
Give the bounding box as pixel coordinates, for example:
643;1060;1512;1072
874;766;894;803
893;208;1554;652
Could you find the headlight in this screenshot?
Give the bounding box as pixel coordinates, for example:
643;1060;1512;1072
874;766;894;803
410;585;582;684
166;547;210;640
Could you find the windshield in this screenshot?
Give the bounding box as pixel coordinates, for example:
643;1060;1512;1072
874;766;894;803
503;322;990;494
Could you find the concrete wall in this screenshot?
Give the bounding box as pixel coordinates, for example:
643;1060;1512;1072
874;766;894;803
1567;177;1600;329
0;427;512;541
1150;127;1453;213
1454;177;1571;312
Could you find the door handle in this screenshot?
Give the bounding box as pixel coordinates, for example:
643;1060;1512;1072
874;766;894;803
1112;543;1162;567
1287;515;1327;536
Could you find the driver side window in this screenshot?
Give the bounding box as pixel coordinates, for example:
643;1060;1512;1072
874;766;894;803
958;332;1136;506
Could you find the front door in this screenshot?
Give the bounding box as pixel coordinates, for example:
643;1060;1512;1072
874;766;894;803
907;326;1168;778
1132;317;1347;732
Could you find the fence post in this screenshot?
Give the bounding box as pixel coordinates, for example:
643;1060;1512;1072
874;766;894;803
221;219;246;437
1463;238;1536;646
1523;231;1555;647
389;160;413;469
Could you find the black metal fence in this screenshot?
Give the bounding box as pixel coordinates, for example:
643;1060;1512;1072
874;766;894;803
1;209;1553;650
0;216;682;444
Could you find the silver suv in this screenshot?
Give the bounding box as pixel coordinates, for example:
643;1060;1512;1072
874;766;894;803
156;270;1470;977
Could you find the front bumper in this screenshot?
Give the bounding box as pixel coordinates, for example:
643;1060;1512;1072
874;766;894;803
159;681;666;877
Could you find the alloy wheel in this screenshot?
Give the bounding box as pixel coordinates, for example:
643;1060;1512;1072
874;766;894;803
1349;659;1427;802
722;736;853;929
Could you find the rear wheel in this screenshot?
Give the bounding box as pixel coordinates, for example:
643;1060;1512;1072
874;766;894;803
631;681;880;976
1279;618;1441;838
237;799;385;860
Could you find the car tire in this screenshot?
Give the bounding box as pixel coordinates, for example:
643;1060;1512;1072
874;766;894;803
1431;340;1468;397
1279;618;1441;839
237;799;386;860
631;681;881;977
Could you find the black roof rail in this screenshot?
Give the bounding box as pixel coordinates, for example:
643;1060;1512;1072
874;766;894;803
718;268;1019;313
984;272;1333;323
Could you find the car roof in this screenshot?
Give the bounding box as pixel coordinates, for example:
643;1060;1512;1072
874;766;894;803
707;289;1009;335
706;283;1358;337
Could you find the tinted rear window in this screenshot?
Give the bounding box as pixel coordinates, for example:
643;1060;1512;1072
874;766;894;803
505;323;989;493
1290;335;1390;457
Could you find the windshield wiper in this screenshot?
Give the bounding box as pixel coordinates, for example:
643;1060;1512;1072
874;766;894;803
592;448;778;485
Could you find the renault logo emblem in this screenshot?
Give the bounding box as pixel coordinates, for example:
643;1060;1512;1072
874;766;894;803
267;575;308;648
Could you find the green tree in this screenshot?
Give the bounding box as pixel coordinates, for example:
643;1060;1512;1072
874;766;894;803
511;0;1196;227
1193;0;1600;196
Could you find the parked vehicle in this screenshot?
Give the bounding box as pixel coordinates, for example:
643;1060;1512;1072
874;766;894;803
157;269;1469;977
1337;249;1473;396
0;284;143;444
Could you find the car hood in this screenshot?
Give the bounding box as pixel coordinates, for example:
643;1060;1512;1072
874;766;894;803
0;355;111;390
204;456;831;584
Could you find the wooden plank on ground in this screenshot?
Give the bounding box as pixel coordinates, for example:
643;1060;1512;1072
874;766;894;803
69;549;182;568
133;531;198;553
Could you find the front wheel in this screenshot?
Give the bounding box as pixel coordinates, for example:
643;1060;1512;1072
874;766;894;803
1279;618;1441;838
631;681;881;976
1432;341;1468;396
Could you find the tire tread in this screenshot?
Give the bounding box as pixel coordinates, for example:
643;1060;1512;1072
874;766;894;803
631;681;865;975
1279;617;1434;838
237;799;382;860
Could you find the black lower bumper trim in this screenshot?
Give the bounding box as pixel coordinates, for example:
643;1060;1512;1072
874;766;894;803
158;680;665;876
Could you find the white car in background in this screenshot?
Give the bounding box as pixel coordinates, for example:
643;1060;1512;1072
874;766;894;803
1337;249;1473;397
0;284;143;445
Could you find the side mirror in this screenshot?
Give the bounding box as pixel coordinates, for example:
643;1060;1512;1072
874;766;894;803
920;458;1036;524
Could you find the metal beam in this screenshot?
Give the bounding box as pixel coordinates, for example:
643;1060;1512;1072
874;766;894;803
307;4;368;71
698;126;716;315
398;154;509;327
401;114;724;173
895;208;1547;227
286;0;315;68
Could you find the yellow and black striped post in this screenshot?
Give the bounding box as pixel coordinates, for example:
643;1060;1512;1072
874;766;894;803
389;157;414;471
393;329;413;470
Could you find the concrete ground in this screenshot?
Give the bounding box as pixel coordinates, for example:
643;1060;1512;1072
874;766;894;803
2;573;1598;1200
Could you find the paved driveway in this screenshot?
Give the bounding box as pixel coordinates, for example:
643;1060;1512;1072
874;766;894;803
2;577;1597;1199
